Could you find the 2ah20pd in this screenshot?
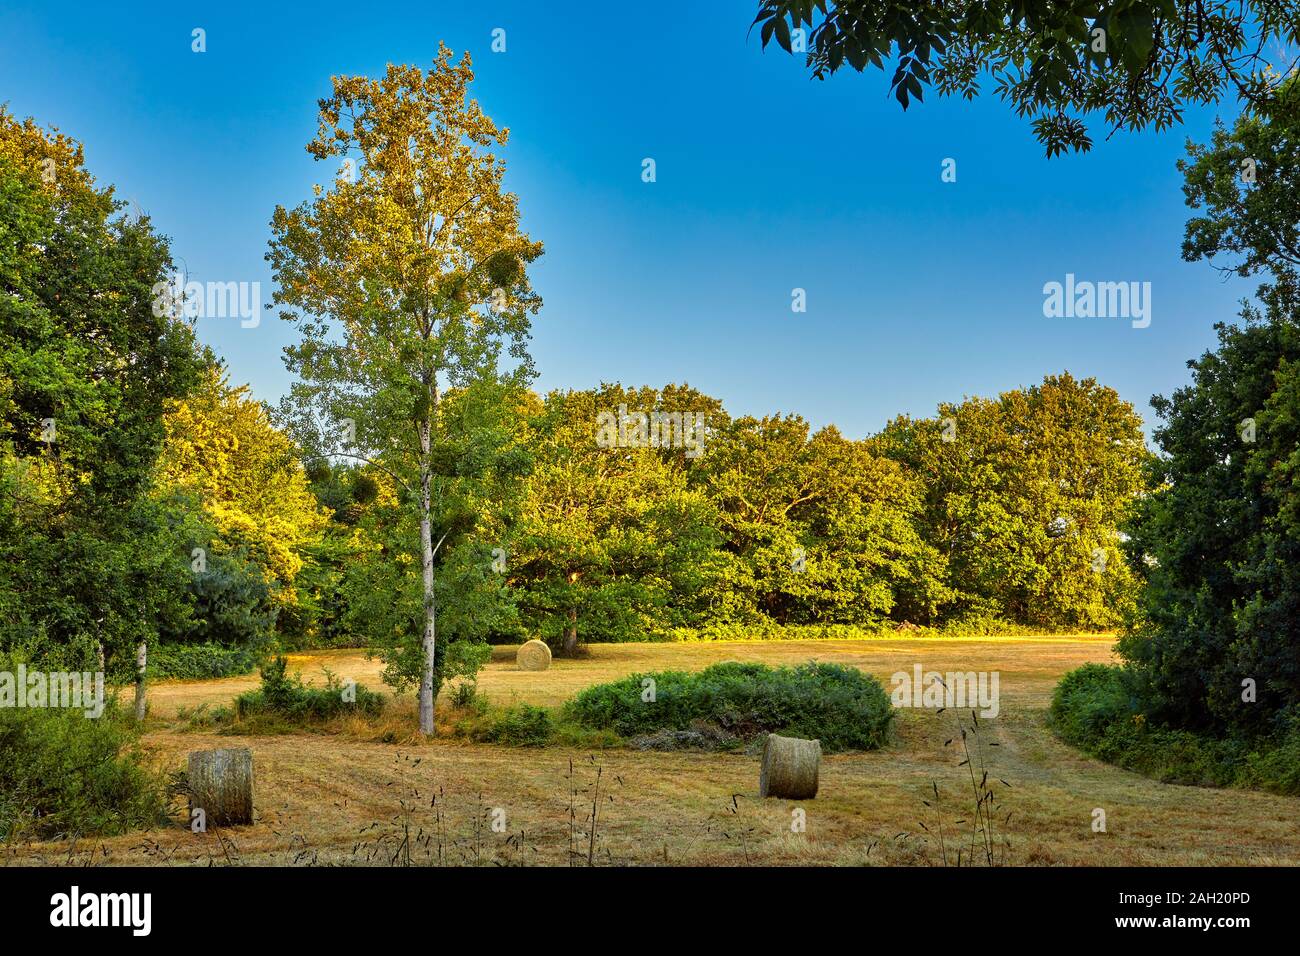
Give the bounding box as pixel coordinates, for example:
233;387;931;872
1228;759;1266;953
1173;892;1251;905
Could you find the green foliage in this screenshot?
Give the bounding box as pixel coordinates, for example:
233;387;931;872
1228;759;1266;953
277;468;376;648
268;49;544;730
752;1;1298;156
450;679;483;709
1124;121;1300;733
1242;719;1300;794
1180;78;1300;282
1051;664;1300;794
696;412;946;628
1119;301;1300;736
486;375;1146;646
1049;662;1142;742
274;373;1148;653
0;655;164;839
147;642;262;681
508;384;724;651
1;493;203;674
232;655;384;723
284;382;530;706
0;108;204;509
470;703;554;746
566;660;894;751
875;373;1148;630
0;108;205;672
172;546;278;650
1051;100;1300;787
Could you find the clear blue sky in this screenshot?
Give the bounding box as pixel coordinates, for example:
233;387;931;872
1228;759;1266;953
0;1;1257;440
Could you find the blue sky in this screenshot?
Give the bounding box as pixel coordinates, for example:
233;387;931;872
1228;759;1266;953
0;1;1259;440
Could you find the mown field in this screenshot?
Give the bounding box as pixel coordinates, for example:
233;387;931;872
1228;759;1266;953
11;636;1300;867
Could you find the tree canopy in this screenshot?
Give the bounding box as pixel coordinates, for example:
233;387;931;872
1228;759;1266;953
753;1;1300;155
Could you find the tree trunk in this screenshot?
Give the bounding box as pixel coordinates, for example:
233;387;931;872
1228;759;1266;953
416;372;439;737
562;607;578;656
418;434;437;736
134;640;147;722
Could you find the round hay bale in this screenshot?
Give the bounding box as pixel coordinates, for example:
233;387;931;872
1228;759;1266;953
758;733;820;799
516;639;552;671
188;747;254;826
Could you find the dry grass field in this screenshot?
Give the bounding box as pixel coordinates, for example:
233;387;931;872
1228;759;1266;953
12;636;1300;867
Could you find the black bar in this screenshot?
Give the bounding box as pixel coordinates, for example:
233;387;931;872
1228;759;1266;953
0;866;1282;942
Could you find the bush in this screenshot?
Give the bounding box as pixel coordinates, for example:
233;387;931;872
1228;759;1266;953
1242;717;1300;794
1049;663;1140;742
148;642;261;680
658;621;1094;643
450;680;481;709
471;703;553;746
1051;664;1300;794
565;660;894;752
232;655;383;723
0;655;164;839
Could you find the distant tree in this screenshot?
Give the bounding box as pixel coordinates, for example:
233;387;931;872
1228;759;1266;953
267;46;543;734
752;1;1300;156
147;491;278;652
509;385;722;653
278;462;375;648
157;365;329;595
876;373;1149;629
698;415;946;626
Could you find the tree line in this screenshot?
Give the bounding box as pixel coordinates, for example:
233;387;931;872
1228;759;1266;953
0;82;1146;722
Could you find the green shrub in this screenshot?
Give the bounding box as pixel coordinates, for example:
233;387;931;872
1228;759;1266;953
658;621;1095;642
0;655;164;839
232;655;383;723
1242;717;1300;794
565;660;894;752
450;679;483;710
472;703;553;746
1051;664;1300;794
148;642;261;680
1049;663;1140;742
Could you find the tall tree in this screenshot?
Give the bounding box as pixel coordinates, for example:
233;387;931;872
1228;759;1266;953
1121;297;1300;735
0;108;204;713
1119;91;1300;736
267;46;543;734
